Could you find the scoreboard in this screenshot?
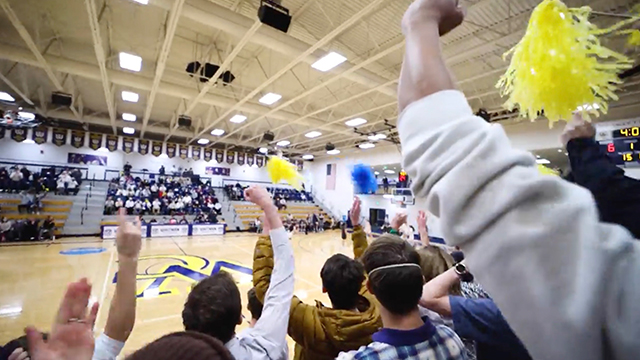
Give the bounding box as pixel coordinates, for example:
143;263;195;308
597;122;640;168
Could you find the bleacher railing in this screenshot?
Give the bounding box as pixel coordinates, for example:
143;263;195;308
104;169;213;184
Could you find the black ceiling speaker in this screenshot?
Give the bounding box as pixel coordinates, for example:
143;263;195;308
325;143;335;151
51;92;73;107
263;131;275;142
186;62;235;85
258;0;291;33
178;115;192;128
186;61;202;77
475;108;491;122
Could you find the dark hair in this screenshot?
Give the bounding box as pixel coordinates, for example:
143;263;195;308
247;288;263;321
361;234;423;315
320;254;365;310
126;331;233;360
417;246;461;296
182;272;241;343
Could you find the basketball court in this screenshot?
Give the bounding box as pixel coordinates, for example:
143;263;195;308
0;230;353;356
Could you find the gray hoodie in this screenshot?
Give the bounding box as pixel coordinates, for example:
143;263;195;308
399;90;640;360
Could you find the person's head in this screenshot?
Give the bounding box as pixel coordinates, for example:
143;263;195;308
246;288;263;328
126;331;233;360
361;234;423;316
1;217;7;222
320;254;365;310
416;246;461;295
182;272;242;343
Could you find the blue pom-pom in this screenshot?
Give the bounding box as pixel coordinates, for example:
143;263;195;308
351;164;378;194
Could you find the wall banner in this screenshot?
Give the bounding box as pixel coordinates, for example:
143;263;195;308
247;154;254;166
138;139;150;155
11;128;27;142
215;149;224;163
151;141;163;157
71;131;85;148
203;148;213;162
106;135;118;152
122;138;134;154
179;144;188;159
52;128;67;146
89;133;103;150
32;126;48;144
226;150;235;164
166;143;177;158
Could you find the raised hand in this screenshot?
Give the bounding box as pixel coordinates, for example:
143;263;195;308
8;348;29;360
391;213;408;231
244;186;273;210
26;278;99;360
349;197;362;227
402;0;465;36
116;208;142;261
417;211;427;231
561;112;596;147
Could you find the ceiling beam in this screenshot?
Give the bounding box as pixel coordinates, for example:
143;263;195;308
83;0;117;133
0;72;35;107
202;0;390;147
141;0;186;137
0;0;82;120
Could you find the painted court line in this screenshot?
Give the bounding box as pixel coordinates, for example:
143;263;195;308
95;248;116;331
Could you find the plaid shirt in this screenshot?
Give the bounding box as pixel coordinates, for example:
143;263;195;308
336;317;468;360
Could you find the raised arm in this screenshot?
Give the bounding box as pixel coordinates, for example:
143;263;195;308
419;267;458;317
349;197;368;259
397;2;640;360
244;186;294;358
417;210;430;246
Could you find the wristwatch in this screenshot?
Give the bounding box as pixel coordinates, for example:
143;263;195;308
454;263;473;283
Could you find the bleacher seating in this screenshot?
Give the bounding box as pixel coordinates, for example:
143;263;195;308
0;197;72;238
224;184;313;202
233;203;329;228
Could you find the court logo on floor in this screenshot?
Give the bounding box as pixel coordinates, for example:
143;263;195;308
112;255;252;299
60;247;108;255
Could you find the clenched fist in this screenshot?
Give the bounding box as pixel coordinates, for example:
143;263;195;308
561;113;596;147
391;213;408;231
116;208;142;261
244;186;272;209
402;0;465;36
350;197;362;227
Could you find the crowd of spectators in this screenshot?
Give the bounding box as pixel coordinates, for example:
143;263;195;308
0;215;56;242
104;175;222;218
224;183;313;203
0;165;82;196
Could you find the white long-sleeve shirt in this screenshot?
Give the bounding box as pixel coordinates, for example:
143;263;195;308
399;90;640;360
225;227;294;360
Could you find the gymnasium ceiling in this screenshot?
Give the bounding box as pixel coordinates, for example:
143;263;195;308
0;0;639;158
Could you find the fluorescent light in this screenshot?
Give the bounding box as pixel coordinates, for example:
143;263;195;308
536;155;540;158
121;91;139;103
0;91;15;102
302;154;314;160
259;147;268;154
197;139;210;145
311;52;347;72
122;113;137;122
123;127;135;135
118;52;142;72
258;92;282;105
229;114;247;123
305;131;322;138
374;171;380;175
23;139;35;144
576;103;600;111
345;118;367;127
557;149;563;153
132;0;149;4
359;143;375;149
18;112;35;120
276;140;290;147
327;149;340;155
536;159;550;164
0;306;22;317
375;133;387;140
383;194;393;199
384;169;395;174
210;129;225;136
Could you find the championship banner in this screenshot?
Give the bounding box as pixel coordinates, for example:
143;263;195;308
122;138;134;154
297;160;303;171
237;152;245;166
215;149;224;163
11;128;27;142
192;146;201;160
151;141;163;157
166;143;177;158
52;128;67;146
71;131;85;148
226;150;235;164
89;133;103;150
0;127;4;139
247;154;254;167
138;139;150;155
256;155;264;167
32;126;48;144
106;135;118;152
179;144;188;159
203;148;213;162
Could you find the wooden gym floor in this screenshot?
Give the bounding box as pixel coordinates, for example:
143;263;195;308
0;230;355;357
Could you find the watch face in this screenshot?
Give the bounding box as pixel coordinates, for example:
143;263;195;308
455;263;466;273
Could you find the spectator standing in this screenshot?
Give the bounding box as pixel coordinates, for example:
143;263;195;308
10;167;23;192
125;198;135;215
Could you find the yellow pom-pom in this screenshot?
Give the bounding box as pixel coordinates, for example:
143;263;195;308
538;164;559;176
266;156;303;190
496;0;637;125
627;29;640;47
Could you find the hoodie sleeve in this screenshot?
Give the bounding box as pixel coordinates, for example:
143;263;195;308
398;90;640;360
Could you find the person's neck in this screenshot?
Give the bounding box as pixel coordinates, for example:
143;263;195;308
380;307;424;331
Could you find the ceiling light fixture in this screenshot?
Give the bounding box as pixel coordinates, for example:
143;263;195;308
327;149;340;155
305;131;322;138
132;0;149;4
302;154;314;160
557;149;563;153
311;52;347;72
384;169;395;174
576;103;601;111
345;117;367;127
258;92;282;105
276;140;290;147
197;139;210;145
536;158;551;164
18;112;35;120
0;91;15;102
122;127;135;135
374;171;380;175
259;147;268;154
118;52;142;72
375;133;387;140
229;114;247;123
210;129;225;136
122;113;137;122
358;143;375;149
121;91;139;103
